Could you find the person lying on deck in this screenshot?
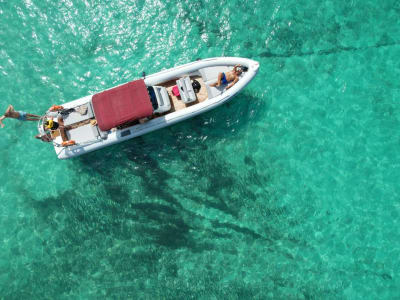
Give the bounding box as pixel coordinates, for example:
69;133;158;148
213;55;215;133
210;64;248;90
0;105;41;128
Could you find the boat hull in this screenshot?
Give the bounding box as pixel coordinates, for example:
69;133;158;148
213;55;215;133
54;57;259;159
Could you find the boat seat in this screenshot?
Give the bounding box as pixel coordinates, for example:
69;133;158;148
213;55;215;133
199;66;231;83
176;76;197;104
66;123;100;144
62;102;95;126
206;85;225;99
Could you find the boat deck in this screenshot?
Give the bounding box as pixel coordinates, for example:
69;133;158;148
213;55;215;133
158;75;208;113
52;75;210;139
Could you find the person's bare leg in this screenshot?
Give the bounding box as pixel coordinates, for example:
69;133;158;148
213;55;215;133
26;113;40;118
26;113;41;121
5;105;14;116
210;73;223;87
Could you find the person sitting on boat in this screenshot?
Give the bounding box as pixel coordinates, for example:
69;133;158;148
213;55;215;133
210;64;248;90
33;119;60;143
44;119;59;131
0;105;41;128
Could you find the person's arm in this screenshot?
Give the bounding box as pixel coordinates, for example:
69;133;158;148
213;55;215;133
226;77;239;90
35;134;52;142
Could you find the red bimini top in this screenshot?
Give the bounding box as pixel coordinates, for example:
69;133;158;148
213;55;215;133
92;79;153;131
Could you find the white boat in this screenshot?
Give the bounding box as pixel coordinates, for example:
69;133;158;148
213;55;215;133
38;57;259;159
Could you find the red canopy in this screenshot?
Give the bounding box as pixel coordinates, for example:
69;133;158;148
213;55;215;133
92;79;153;131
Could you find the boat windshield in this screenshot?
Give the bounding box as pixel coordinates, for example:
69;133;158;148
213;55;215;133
147;87;159;110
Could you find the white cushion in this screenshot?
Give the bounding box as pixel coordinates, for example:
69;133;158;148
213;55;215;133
183;76;196;103
206;85;224;99
63;102;94;126
199;66;231;82
176;78;188;103
67;124;99;143
176;76;197;103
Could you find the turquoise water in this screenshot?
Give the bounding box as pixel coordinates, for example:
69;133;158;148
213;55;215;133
1;0;400;298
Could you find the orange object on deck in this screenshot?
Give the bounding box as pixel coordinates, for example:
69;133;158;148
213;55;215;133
61;140;76;147
49;105;64;111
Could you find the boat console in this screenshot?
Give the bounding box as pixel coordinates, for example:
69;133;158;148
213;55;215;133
176;76;197;104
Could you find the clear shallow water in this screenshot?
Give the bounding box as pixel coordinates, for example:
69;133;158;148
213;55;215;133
1;0;400;298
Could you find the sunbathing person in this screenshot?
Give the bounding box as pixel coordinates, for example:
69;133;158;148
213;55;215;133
210;64;248;90
0;105;41;128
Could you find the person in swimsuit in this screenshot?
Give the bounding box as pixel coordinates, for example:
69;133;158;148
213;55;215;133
0;105;41;128
210;64;247;90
